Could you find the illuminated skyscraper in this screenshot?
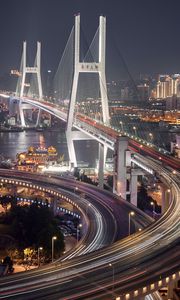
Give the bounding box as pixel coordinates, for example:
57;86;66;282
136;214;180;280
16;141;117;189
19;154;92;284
156;74;180;98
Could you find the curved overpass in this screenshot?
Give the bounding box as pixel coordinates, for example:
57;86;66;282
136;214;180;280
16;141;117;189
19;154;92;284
0;164;179;299
0;93;180;299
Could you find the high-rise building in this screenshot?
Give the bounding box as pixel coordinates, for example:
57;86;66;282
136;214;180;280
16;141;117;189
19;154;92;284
156;74;180;99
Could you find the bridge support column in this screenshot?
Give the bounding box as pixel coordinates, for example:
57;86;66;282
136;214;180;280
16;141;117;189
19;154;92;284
52;197;57;216
160;184;171;213
36;109;41;127
98;143;105;188
168;280;178;298
130;169;144;206
19;101;26;127
130;173;137;206
66;135;77;167
113;136;129;200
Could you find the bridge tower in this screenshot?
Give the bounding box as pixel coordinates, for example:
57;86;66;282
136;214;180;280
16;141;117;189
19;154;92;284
16;41;43;127
18;41;43;99
66;14;110;186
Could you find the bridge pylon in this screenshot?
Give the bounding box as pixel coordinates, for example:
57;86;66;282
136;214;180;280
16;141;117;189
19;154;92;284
16;41;43;127
66;14;110;185
17;41;43;99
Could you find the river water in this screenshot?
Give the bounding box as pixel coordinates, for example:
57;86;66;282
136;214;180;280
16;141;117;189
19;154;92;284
0;130;98;167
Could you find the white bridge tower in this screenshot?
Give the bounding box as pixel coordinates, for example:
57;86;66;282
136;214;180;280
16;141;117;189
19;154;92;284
16;41;43;127
18;41;43;99
66;14;110;186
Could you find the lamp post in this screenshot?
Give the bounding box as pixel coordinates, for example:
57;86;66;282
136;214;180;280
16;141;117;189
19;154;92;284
77;224;82;243
109;263;114;293
86;203;91;216
37;247;43;267
119;121;124;132
133;126;137;136
74;186;78;193
128;211;135;235
149;132;153;140
52;236;57;263
47;70;52;98
150;201;155;218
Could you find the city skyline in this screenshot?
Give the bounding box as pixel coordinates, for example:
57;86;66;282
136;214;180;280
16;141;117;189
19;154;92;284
1;0;180;80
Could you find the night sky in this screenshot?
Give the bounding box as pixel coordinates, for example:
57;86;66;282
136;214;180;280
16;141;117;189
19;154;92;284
1;0;180;80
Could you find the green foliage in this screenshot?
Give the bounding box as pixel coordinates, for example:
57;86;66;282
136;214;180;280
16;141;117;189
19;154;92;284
137;185;154;211
3;256;14;273
2;203;64;259
0;195;12;213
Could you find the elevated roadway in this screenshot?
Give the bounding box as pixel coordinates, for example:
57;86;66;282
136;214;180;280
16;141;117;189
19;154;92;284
0;93;180;299
0;164;179;299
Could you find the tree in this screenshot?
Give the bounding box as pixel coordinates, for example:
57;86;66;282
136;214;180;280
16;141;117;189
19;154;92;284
4;203;65;259
0;195;12;213
137;185;155;211
3;256;14;273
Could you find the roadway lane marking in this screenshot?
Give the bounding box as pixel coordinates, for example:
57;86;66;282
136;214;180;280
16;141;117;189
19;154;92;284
0;279;72;298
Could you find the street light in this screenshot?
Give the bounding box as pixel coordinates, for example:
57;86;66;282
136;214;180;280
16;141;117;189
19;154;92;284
150;201;155;218
149;132;153;140
119;121;123;131
133;126;137;136
86;203;91;215
37;247;43;267
74;186;78;194
52;236;57;263
109;263;114;293
77;223;82;243
128;211;135;235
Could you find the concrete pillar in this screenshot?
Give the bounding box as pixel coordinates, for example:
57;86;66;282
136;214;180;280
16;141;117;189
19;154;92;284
160;184;171;213
36;109;41;127
168;280;178;298
66;134;77;167
98;143;104;188
52;197;57;216
130;174;138;206
130;169;144;206
19;101;26;127
130;171;138;206
113;136;129;200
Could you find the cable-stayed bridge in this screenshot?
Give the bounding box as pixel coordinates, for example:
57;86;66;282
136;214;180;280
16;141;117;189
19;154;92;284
9;14;174;154
1;12;180;204
0;14;180;300
0;11;179;200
